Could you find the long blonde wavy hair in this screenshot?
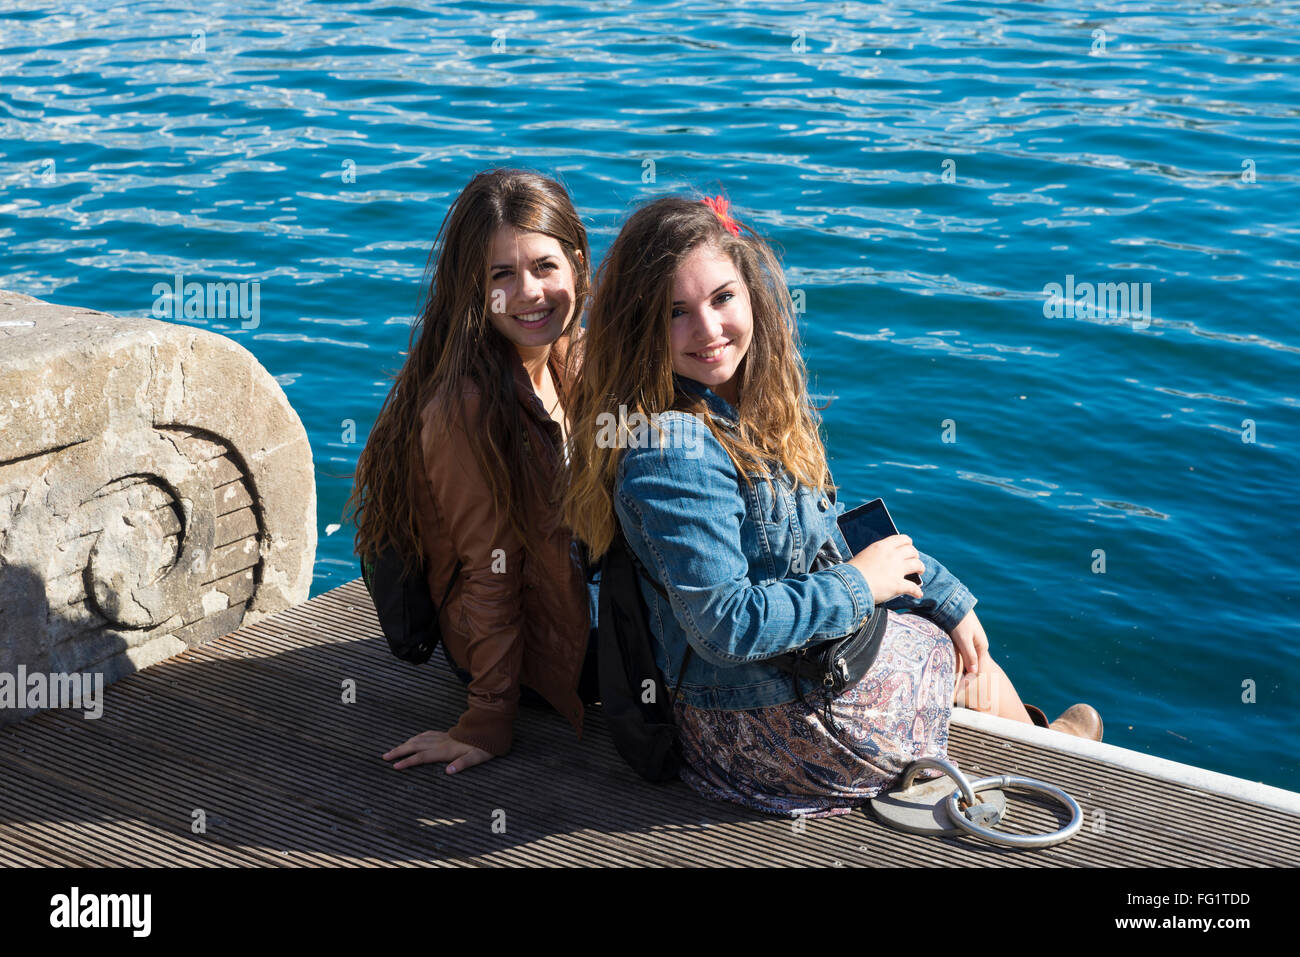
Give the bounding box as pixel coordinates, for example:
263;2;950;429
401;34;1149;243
562;194;831;559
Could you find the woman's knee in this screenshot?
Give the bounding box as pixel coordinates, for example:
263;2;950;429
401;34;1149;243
953;657;1005;713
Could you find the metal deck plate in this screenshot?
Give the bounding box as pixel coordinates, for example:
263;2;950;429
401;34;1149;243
870;775;1008;837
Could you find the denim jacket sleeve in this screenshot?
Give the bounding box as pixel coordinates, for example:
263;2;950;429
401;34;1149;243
615;413;874;667
882;550;977;632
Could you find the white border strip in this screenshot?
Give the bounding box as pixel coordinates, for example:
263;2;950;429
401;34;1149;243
950;708;1300;816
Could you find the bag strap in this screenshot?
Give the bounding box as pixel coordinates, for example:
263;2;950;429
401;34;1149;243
439;559;463;609
622;534;668;600
669;644;694;710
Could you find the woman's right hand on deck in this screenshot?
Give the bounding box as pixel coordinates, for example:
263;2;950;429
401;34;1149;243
848;534;925;605
382;730;494;775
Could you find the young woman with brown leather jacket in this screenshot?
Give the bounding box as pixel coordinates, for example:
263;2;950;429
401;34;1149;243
347;169;596;775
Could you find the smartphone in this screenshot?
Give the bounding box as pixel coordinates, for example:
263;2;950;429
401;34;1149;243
837;498;923;585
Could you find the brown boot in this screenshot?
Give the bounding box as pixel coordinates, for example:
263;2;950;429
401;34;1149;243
1050;703;1103;742
1023;703;1050;728
1022;703;1104;742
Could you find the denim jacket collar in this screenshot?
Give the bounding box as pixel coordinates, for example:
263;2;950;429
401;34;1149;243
674;373;738;425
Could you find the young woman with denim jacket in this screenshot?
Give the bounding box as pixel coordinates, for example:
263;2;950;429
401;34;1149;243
563;195;1101;816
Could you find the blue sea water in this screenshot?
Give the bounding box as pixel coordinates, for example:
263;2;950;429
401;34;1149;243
2;0;1297;793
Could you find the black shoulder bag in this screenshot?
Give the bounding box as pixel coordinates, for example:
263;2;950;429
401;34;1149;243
360;548;463;665
597;528;694;783
769;477;891;748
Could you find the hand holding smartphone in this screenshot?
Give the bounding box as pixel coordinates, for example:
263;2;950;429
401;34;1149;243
837;498;924;586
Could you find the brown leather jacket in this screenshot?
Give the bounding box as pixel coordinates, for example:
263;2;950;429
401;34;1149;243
411;344;589;756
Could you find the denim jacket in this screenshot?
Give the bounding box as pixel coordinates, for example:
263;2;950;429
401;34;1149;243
613;375;977;711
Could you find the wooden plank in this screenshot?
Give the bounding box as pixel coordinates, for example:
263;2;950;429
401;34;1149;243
0;577;1295;867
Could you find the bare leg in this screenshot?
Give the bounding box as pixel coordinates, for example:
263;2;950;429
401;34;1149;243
953;656;1032;724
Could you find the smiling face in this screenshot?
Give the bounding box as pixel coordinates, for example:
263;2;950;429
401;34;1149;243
486;226;579;359
669;242;753;406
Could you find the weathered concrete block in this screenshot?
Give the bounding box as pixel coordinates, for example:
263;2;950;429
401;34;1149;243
0;290;316;723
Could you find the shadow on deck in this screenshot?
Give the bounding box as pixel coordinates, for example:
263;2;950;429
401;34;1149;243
2;579;1296;867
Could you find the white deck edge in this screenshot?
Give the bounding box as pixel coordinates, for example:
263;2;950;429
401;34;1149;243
950;708;1300;817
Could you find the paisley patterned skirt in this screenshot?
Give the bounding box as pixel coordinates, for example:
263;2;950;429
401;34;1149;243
672;610;960;818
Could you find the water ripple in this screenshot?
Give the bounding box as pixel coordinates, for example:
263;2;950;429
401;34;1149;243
3;0;1299;791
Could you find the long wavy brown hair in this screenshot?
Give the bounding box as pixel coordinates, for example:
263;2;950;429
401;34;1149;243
345;168;591;572
562;194;830;559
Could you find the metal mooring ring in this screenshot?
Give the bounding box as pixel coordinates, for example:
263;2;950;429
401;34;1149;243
896;756;979;808
945;774;1082;848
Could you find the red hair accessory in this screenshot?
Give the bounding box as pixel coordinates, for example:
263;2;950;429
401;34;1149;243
702;195;741;237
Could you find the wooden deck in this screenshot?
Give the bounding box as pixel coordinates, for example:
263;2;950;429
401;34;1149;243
2;578;1297;867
